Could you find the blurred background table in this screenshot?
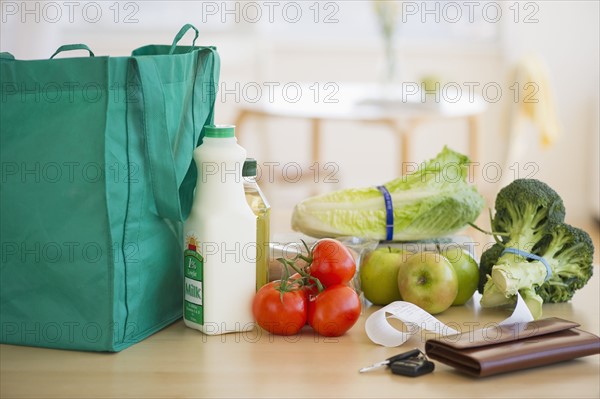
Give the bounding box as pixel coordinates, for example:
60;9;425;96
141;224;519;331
235;82;487;174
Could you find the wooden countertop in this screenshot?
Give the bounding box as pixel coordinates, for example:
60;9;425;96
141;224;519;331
2;267;599;398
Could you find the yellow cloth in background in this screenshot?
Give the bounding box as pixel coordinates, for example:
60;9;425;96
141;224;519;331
512;56;561;148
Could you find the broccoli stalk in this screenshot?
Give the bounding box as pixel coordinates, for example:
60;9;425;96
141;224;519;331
478;243;504;294
480;277;516;308
519;287;543;319
491;253;548;296
491;223;595;301
480;278;543;319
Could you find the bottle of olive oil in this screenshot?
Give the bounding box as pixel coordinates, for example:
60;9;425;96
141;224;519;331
242;158;271;291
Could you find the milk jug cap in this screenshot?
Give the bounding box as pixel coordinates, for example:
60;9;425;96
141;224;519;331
204;125;235;138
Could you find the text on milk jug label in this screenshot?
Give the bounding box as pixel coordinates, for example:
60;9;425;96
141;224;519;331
184;234;204;325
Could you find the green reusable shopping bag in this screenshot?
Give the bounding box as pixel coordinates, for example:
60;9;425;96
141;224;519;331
0;24;220;351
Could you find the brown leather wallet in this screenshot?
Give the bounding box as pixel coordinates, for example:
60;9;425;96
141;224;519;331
425;317;600;377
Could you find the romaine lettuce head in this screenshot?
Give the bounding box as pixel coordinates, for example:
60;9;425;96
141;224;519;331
291;147;484;241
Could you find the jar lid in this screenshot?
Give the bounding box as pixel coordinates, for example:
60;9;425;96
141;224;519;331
204;125;235;138
242;158;257;177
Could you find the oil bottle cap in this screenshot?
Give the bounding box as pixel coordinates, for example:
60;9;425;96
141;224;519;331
204;125;235;138
242;158;257;177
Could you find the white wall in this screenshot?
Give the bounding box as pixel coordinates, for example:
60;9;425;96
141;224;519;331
499;0;599;222
1;1;598;221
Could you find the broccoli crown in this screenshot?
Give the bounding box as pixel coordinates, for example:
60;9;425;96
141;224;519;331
492;179;565;249
478;243;504;294
481;179;594;307
536;223;595;302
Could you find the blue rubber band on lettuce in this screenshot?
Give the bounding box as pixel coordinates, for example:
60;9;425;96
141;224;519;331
376;185;394;241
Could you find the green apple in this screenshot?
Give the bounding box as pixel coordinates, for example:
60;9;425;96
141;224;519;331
397;251;458;314
441;247;479;305
359;247;407;305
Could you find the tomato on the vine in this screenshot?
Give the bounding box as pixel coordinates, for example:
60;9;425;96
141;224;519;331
309;239;356;288
307;285;361;337
252;281;307;336
257;240;360;337
290;272;319;299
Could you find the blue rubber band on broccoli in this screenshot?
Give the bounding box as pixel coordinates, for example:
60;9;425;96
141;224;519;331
501;247;553;282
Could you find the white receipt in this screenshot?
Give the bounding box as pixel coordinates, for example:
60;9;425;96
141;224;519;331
365;292;535;347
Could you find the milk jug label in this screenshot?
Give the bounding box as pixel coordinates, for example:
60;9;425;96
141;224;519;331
184;234;204;325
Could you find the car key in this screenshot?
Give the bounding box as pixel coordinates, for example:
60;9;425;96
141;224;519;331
390;357;435;377
359;348;422;373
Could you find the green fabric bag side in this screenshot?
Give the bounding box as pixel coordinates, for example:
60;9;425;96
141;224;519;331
103;56;135;349
0;55;117;350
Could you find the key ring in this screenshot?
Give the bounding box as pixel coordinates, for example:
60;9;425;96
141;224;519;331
359;348;435;377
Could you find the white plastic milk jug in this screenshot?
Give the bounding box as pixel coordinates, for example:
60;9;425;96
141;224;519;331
183;125;257;335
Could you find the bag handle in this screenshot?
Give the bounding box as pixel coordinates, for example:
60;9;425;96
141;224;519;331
168;24;199;55
133;57;180;220
132;49;219;221
50;44;95;59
